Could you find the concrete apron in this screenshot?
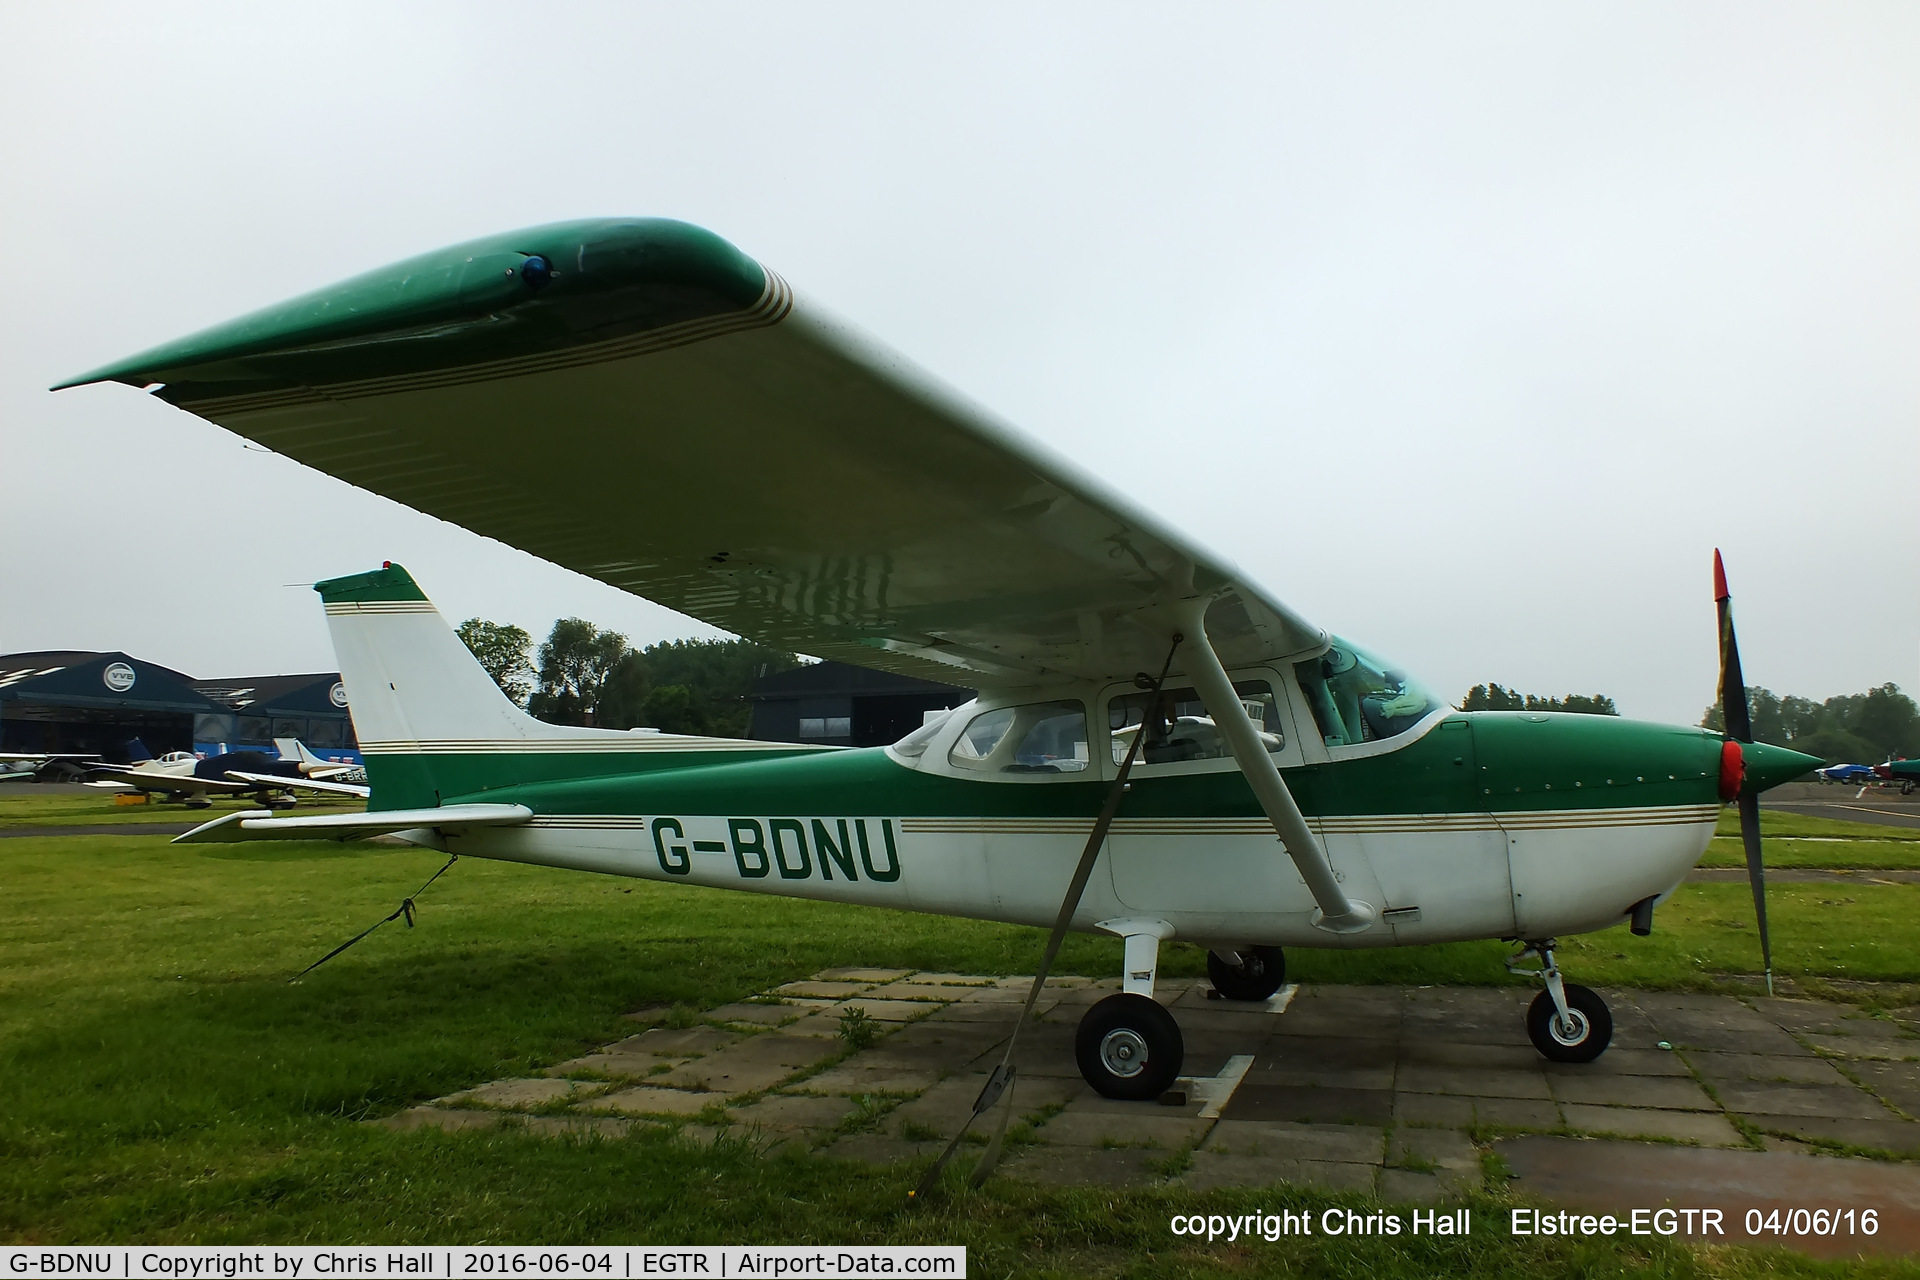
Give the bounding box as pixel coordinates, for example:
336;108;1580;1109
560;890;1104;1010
384;971;1920;1259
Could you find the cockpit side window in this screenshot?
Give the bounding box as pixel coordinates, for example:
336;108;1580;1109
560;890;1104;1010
1108;681;1284;766
947;700;1091;774
1294;638;1442;747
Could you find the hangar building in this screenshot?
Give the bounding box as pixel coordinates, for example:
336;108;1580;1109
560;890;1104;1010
748;660;973;748
0;651;218;758
0;653;358;763
193;673;358;760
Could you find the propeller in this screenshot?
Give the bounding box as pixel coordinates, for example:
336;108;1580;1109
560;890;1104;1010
1714;549;1772;996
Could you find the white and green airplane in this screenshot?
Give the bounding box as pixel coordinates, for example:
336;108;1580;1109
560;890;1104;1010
58;218;1816;1106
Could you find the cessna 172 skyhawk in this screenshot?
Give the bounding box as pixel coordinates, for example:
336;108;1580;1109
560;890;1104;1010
59;218;1816;1113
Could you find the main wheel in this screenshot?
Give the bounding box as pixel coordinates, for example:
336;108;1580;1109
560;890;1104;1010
1207;946;1287;1001
1075;993;1185;1100
1526;984;1613;1063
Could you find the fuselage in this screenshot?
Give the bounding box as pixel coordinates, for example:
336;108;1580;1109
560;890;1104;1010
402;709;1734;950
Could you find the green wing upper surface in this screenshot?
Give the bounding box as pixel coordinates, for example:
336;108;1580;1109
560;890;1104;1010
63;218;1324;686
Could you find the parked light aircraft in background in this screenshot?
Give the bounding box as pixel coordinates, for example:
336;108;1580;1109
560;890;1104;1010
61;219;1816;1116
85;738;370;808
0;752;100;783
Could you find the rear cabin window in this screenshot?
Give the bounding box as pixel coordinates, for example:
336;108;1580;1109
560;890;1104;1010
1294;638;1442;747
1108;681;1284;766
947;700;1091;774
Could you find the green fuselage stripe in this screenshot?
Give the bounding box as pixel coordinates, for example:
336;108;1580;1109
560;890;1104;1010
364;714;1730;820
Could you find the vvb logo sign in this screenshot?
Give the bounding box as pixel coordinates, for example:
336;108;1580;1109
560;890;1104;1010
101;662;136;693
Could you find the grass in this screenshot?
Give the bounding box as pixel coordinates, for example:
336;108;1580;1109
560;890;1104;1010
1700;837;1920;869
0;788;365;828
1731;808;1920;840
4;821;1918;1273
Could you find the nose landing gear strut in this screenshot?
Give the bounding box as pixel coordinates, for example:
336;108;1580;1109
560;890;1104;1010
1508;939;1613;1063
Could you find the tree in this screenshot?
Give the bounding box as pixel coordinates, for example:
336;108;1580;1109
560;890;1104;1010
455;618;534;707
592;637;802;734
1461;684;1618;715
529;618;631;726
1700;683;1919;764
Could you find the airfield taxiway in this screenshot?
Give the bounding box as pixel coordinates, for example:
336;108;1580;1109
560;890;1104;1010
385;968;1920;1257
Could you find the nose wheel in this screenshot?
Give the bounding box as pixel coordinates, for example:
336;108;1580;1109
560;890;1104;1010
1510;939;1613;1063
1076;993;1184;1100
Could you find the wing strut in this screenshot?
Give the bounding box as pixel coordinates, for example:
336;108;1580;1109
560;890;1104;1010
1179;598;1375;934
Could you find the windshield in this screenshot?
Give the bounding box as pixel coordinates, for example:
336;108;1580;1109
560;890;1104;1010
890;705;962;759
1294;637;1443;747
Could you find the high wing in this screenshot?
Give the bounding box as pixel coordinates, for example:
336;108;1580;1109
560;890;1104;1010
59;219;1325;685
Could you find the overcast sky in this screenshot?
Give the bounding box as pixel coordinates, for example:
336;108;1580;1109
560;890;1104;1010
4;2;1914;725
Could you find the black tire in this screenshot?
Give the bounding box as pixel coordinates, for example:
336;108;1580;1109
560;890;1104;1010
1207;946;1287;1001
1526;984;1613;1063
1075;993;1185;1100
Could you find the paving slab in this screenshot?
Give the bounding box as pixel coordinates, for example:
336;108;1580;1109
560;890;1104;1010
1845;1060;1920;1113
774;1013;857;1039
612;1026;740;1057
584;1085;720;1117
1179;1151;1375;1193
1751;997;1868;1035
1222;1084;1394;1126
1687;1051;1852;1086
451;1078;605;1110
1397;1041;1543;1071
1714;1082;1894;1120
1397;1065;1554;1101
1560;1104;1746;1146
1393;1093;1560;1131
1257;1035;1400;1072
1548;1074;1717;1111
1001;1145;1165;1187
1498;1134;1920;1258
656;1033;845;1094
1250;1064;1397;1091
1391;1125;1481;1169
1540;1048;1692;1078
814;967;913;983
906;972;997;987
1802;1031;1920;1061
775;980;878;999
824;998;941;1022
1378;1167;1472;1203
1204;1119;1385;1163
708;1002;805;1026
930;999;1056;1021
730;1092;860;1132
1743;1114;1920;1155
802;1063;947;1095
864;983;969;1002
1032;1108;1212;1149
888;1074;1082;1136
547;1051;679;1079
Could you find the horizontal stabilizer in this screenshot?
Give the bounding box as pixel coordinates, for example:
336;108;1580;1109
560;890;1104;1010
173;802;533;844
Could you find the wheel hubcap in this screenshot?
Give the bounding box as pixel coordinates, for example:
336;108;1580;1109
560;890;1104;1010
1550;1009;1590;1046
1099;1027;1149;1078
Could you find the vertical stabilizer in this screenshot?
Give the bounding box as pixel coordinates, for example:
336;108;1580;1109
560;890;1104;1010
314;563;817;810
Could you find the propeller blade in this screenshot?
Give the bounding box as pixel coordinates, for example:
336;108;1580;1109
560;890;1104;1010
1714;549;1772;996
1737;790;1772;995
1714;548;1752;744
